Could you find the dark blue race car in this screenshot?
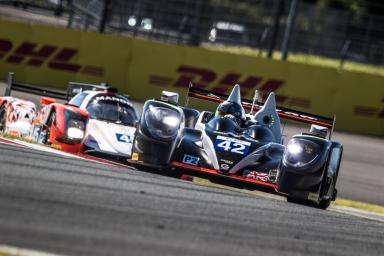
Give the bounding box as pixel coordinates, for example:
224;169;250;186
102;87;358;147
130;84;343;209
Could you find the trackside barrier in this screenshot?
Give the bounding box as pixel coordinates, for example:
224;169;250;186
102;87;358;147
0;19;383;136
5;72;68;100
4;72;118;100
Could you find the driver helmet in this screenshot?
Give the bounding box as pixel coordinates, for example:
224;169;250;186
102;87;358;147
215;84;246;125
215;101;245;125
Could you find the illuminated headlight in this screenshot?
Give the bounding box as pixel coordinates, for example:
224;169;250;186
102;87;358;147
128;16;136;27
144;105;181;140
67;120;85;140
141;18;153;30
287;143;303;155
283;138;319;168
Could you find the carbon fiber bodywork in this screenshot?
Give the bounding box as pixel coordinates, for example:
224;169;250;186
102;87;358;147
131;86;343;209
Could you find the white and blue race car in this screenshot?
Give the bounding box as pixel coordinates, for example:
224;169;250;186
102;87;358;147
2;75;139;162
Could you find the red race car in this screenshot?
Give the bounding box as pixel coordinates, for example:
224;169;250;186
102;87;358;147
2;73;139;161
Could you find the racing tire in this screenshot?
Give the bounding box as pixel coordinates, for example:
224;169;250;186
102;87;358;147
43;110;56;145
0;103;6;132
287;196;331;210
317;198;331;210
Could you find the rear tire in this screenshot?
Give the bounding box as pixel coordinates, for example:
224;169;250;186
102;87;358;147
0;103;6;132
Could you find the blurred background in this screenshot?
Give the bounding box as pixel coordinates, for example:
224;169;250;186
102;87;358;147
1;0;384;67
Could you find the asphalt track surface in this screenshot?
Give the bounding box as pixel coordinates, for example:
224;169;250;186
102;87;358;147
1;82;383;205
1;142;384;256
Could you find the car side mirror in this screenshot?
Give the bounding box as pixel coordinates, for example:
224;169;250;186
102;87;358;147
161;91;179;104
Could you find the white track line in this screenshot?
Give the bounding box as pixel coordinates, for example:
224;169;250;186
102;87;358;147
14;139;83;159
0;245;62;256
330;205;384;223
0;137;130;169
0;137;26;147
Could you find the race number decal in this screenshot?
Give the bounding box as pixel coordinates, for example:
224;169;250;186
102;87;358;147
214;135;251;155
116;133;133;143
182;154;199;166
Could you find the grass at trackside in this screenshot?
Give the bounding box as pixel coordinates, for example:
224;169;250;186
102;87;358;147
334;198;384;214
0;132;37;144
193;177;384;215
202;44;384;77
0;132;61;150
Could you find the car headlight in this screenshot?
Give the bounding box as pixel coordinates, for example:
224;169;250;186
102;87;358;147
144;105;181;140
283;138;319;168
67;119;85;140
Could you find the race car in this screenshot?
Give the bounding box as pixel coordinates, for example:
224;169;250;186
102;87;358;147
2;74;139;161
0;97;36;137
129;84;343;209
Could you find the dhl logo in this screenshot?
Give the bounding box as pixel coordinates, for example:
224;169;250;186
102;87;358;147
354;98;384;119
0;38;104;77
149;65;311;108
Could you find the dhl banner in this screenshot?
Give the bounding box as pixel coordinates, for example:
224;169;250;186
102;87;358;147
0;19;383;136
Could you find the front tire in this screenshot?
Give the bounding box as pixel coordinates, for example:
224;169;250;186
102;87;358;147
317;198;331;210
286;196;331;210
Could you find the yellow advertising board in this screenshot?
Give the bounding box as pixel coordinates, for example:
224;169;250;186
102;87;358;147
0;19;383;136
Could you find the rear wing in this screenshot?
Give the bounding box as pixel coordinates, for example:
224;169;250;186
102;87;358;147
185;85;336;138
4;72;115;100
66;82;117;98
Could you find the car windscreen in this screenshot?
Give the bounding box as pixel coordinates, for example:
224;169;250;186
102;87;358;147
86;94;138;126
68;92;88;107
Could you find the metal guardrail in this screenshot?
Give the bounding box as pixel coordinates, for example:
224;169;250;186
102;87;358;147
5;72;68;100
4;72;113;100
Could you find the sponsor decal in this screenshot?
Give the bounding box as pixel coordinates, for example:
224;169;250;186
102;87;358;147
182;154;199;166
94;95;131;106
277;110;319;121
268;169;279;184
148;65;310;108
221;159;233;164
131;152;139;161
245;171;269;182
307;192;319;201
220;163;230;171
214;135;250;155
220;159;233;171
116;133;133;143
0;38;104;77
